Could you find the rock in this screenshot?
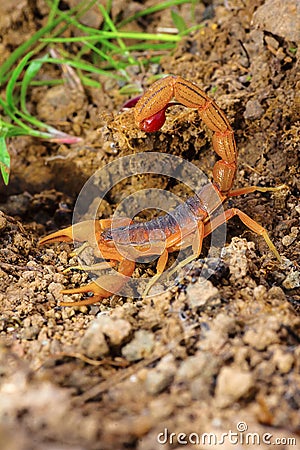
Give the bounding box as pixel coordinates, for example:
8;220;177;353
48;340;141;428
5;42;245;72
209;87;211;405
177;353;210;381
267;286;286;302
21;326;40;340
243;318;280;350
0;211;7;232
145;355;176;395
221;238;255;280
186;277;220;308
80;315;132;359
95;314;132;346
282;270;300;290
199;314;237;353
282;227;298;247
253;285;267;300
122;330;155;362
215;366;254;408
244;99;264;120
272;349;294;374
80;322;109;359
252;0;300;43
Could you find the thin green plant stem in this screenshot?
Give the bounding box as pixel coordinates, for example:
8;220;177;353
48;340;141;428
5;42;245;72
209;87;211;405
41;31;182;43
20;55;49;113
98;4;136;66
18;79;64;87
47;0;60;25
34;57;125;79
5;52;34;112
111;42;175;54
117;0;193;28
78;41;121;73
0;98;51;138
0;136;10;185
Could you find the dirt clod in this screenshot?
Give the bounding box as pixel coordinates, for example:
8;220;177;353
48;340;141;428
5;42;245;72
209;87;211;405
186;277;220;308
122;330;155;362
215;366;254;408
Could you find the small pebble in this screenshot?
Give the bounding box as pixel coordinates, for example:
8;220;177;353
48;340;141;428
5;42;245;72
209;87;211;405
253;285;267;300
215;366;254;408
80;322;109;358
177;352;219;382
282;227;298;247
21;326;40;340
145;355;176;395
186;277;220;308
243;318;280;350
282;270;300;290
95;315;132;346
268;286;286;302
272;349;294;374
244;99;264;120
122;330;155;362
0;211;7;232
221;238;255;280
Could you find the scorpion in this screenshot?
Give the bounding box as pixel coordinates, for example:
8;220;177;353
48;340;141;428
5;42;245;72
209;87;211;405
39;75;283;306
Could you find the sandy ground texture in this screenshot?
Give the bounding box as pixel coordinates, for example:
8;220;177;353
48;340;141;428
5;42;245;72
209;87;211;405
0;0;299;449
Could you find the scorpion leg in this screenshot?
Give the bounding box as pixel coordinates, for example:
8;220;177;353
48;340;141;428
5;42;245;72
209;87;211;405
166;221;205;280
227;184;287;198
203;208;281;261
39;218;134;306
142;249;169;298
142;222;201;296
62;260;117;274
59;258;136;307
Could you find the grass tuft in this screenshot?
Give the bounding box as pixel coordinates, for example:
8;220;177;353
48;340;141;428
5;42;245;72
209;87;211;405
0;0;203;185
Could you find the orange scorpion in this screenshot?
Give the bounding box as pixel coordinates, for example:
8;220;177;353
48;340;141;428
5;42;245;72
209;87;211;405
40;75;283;306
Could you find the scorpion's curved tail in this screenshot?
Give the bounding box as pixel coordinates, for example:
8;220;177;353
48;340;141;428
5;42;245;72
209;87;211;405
134;75;237;194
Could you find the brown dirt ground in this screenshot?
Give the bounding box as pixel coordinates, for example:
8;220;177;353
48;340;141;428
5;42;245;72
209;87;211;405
0;1;299;449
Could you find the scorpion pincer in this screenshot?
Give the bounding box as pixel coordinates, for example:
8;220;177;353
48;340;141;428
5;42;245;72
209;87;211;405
39;75;284;306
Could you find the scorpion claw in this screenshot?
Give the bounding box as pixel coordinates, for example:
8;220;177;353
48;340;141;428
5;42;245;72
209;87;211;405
59;260;136;306
59;280;110;307
39;225;74;245
39;220;102;246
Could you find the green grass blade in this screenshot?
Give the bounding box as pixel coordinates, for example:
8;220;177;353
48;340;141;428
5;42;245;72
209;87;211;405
80;40;120;67
20;54;49;113
178;23;205;37
98;4;135;66
111;42;175;55
6;52;34;112
0;136;10;185
117;0;192;28
34;57;125;79
0;24;57;84
47;0;60;24
171;10;188;33
80;76;102;88
41;31;182;43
